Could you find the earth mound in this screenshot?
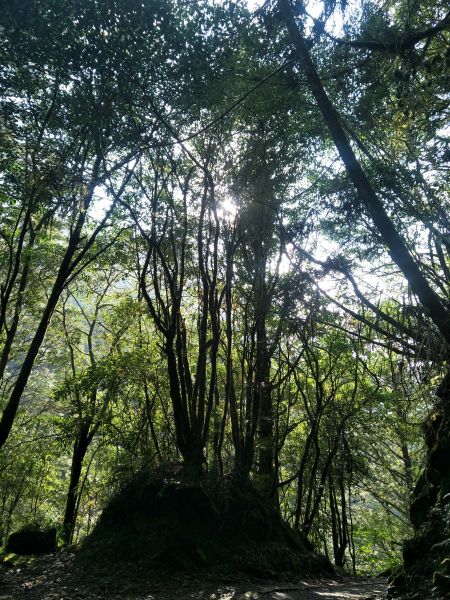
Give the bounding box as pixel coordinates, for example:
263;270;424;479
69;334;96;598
79;466;332;577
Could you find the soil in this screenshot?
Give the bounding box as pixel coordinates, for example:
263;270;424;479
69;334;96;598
0;551;387;599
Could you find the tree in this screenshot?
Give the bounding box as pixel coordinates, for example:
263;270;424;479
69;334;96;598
275;0;449;344
55;267;127;545
0;0;447;585
0;0;144;449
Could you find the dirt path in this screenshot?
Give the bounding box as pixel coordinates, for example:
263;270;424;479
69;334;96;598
233;579;386;599
0;552;387;599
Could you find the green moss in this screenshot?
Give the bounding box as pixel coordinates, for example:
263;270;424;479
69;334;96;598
1;552;37;569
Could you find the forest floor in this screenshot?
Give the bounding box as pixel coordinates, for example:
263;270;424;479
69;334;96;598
0;551;387;600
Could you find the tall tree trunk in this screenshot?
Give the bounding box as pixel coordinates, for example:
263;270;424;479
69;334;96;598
254;238;275;498
0;159;105;451
276;5;450;593
62;424;91;545
0;228;84;450
277;0;450;345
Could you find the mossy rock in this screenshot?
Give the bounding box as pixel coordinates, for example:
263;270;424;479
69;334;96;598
6;526;56;555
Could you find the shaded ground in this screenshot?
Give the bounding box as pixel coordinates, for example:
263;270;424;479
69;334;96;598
0;551;386;599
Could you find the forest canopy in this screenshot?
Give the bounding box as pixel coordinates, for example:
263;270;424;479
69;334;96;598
0;0;448;591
